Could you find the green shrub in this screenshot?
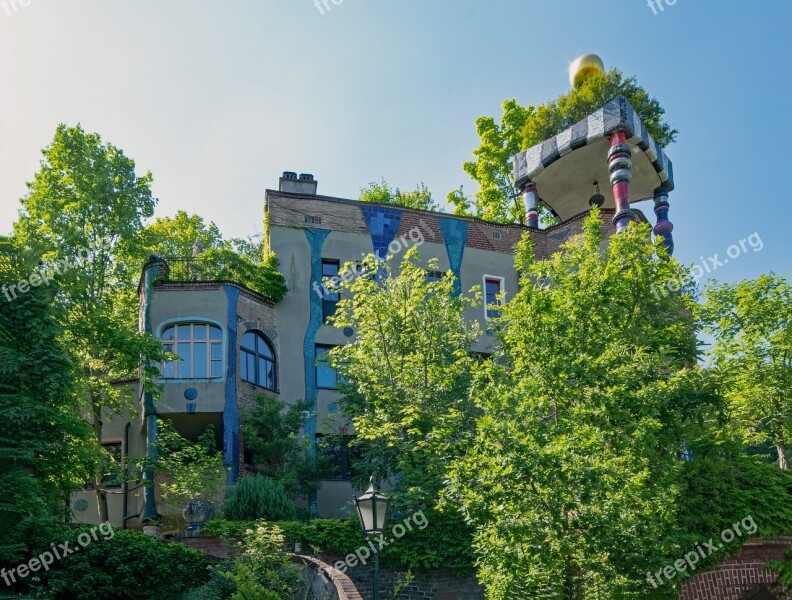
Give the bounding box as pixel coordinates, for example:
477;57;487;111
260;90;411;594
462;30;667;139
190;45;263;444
28;528;211;599
223;476;296;522
206;512;475;571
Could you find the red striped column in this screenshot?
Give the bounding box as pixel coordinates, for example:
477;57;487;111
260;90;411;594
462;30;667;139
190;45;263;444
608;131;635;232
522;181;540;229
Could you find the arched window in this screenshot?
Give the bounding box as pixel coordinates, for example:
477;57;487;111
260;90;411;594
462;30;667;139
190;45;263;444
161;323;223;379
240;331;276;391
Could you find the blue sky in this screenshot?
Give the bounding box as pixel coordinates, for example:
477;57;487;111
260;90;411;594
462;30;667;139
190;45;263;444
1;0;789;284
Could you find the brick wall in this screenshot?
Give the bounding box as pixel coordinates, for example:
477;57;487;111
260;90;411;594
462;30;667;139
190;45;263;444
344;565;484;600
678;537;792;600
266;190;644;261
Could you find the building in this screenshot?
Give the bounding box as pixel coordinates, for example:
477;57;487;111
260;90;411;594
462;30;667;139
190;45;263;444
70;94;675;530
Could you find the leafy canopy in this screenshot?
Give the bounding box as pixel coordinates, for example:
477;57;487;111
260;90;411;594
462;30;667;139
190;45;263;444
702;274;792;468
453;69;677;224
445;213;719;599
359;179;441;212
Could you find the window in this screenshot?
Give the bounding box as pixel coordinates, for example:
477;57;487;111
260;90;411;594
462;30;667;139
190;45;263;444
241;331;276;391
101;441;123;489
321;259;340;321
484;276;505;319
315;345;337;389
492;230;502;240
161;323;223;379
424;270;445;283
317;434;360;480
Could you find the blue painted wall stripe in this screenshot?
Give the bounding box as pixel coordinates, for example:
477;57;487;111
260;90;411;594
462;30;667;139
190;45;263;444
223;285;240;486
439;217;469;296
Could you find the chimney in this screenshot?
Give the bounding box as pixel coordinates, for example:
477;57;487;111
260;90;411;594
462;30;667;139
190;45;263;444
279;171;318;195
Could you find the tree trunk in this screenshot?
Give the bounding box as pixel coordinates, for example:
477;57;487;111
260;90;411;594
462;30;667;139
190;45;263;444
777;442;788;470
91;393;110;522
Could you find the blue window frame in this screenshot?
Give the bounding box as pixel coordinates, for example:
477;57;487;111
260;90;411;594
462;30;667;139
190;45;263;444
240;331;276;391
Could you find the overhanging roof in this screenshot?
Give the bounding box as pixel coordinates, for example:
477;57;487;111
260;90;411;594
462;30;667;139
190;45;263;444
512;96;674;221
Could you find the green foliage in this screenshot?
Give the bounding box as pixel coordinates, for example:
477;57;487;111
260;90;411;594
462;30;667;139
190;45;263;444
200;521;298;599
28;527;211;599
141;211;287;303
359;180;440;212
446;212;717;598
205;516;473;571
521;69;677;150
153;421;226;511
455;69;676;224
11;123;164;522
241;395;326;499
701;274;792;468
0;238;95;563
224;476;297;522
326;249;480;565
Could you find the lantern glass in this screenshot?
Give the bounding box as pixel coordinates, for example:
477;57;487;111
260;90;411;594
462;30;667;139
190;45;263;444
354;479;389;535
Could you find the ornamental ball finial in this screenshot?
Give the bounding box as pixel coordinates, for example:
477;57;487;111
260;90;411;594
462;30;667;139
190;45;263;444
569;54;605;89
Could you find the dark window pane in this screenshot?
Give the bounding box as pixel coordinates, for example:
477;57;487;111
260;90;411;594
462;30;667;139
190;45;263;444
162;327;175;341
178;342;192;378
316;347;337;389
259;338;273;359
247;354;256;383
211;360;222;377
266;361;275;389
211;343;222;360
163;361;176;379
209;326;222;341
193;324;207;340
194;343;207;378
241;332;256;351
240;352;248;380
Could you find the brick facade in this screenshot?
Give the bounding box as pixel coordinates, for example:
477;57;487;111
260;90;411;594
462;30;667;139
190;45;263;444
266;191;645;261
678;537;792;600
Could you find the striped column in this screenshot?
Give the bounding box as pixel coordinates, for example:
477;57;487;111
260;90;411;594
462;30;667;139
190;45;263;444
522;181;540;229
608;131;635;232
653;186;674;256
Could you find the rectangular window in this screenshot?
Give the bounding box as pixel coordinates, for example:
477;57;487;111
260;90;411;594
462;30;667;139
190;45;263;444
424;270;445;283
160;323;223;379
484;276;505;319
315;345;337;389
321;259;340;321
316;434;360;480
101;441;123;489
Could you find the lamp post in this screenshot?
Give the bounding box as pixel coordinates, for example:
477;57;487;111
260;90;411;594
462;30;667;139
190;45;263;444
354;477;389;600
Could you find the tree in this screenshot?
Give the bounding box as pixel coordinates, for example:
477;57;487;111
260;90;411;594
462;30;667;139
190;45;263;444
140;211;287;303
0;237;95;563
241;394;325;500
327;250;480;565
445;212;716;598
12;124;163;523
452;69;677;224
359;180;441;212
153;421;226;512
702;274;792;469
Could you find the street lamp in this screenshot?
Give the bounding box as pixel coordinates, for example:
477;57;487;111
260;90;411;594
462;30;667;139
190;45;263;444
354;477;389;600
